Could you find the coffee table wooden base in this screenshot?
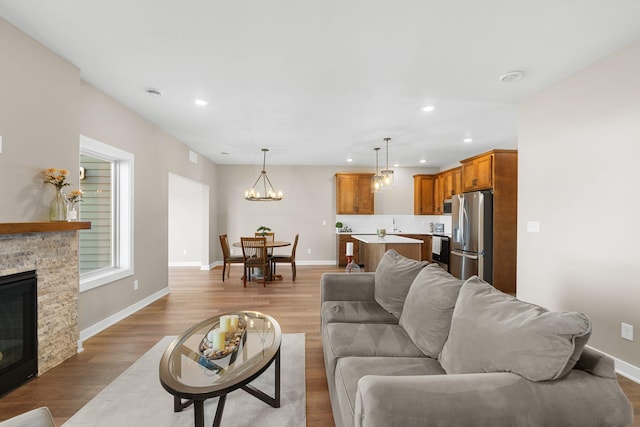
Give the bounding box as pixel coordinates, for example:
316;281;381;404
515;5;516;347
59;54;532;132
173;349;281;427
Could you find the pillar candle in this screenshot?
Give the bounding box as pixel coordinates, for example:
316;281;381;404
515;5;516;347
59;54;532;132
346;242;354;256
208;328;226;351
229;315;239;333
219;315;231;332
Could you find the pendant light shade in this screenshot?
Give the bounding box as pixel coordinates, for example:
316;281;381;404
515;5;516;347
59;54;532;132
380;137;394;188
244;149;283;201
371;147;385;193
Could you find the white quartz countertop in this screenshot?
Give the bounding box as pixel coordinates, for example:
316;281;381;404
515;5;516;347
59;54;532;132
350;234;424;244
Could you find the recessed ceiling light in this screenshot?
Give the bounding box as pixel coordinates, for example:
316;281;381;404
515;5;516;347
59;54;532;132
346;158;353;162
393;163;399;168
419;159;427;163
422;106;435;112
194;99;208;106
499;70;524;83
145;87;162;96
463;138;473;143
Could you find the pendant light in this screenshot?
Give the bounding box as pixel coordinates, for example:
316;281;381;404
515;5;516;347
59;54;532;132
371;147;385;193
244;148;283;201
380;137;394;188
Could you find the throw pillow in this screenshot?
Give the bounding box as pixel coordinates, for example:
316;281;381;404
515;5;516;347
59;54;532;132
439;276;592;382
399;263;464;357
374;249;428;318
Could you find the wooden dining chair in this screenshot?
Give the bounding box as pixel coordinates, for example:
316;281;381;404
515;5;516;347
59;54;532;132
256;231;275;257
219;234;245;282
270;233;299;281
240;236;270;287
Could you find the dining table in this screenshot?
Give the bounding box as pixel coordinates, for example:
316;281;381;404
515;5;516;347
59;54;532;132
232;240;291;282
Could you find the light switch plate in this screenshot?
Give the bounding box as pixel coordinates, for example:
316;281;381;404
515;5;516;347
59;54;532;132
527;221;540;233
189;150;198;164
622;323;634;341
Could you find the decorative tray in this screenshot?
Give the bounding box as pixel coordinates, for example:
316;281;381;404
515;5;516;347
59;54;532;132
199;317;247;360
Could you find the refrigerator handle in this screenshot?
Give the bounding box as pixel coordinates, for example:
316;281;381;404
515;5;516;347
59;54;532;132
451;250;478;260
458;196;465;246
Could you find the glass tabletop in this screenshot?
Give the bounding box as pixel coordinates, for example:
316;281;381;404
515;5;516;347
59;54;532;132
159;311;281;399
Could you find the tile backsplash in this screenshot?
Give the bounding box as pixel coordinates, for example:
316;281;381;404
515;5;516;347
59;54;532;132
335;214;452;235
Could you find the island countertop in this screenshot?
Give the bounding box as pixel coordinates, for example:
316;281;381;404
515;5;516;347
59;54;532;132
350;234;423;244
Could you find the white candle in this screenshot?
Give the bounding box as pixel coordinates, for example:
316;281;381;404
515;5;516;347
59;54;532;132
209;328;226;351
346;242;354;256
219;315;231;332
229;315;239;333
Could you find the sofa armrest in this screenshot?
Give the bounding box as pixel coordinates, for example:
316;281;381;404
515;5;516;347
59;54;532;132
354;371;633;427
321;272;376;303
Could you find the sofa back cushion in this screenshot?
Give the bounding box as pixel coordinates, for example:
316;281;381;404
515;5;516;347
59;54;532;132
399;264;464;357
374;249;428;318
439;276;592;382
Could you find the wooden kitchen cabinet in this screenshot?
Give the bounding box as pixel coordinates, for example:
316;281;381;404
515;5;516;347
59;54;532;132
460;149;518;294
413;175;435;215
336;234;361;267
461;152;494;191
336;173;375;214
443;167;462;198
401;234;432;262
433;173;445;214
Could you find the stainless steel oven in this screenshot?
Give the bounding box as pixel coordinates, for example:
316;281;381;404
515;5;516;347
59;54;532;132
431;235;450;271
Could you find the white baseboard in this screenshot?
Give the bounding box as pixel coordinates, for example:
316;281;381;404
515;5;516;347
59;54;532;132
77;286;170;352
588;345;640;384
614;356;640;384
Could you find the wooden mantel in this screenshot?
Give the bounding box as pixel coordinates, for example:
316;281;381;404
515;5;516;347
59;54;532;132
0;222;91;235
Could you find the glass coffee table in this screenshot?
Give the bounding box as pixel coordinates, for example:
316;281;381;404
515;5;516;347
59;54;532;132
159;311;282;427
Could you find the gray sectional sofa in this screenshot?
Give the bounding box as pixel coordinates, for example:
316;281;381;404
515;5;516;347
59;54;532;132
321;250;633;427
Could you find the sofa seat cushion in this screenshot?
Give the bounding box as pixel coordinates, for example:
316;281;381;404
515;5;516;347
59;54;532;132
440;276;592;382
322;322;426;387
399;264;464;358
321;301;398;330
374;249;428;319
326;322;425;359
334;357;445;427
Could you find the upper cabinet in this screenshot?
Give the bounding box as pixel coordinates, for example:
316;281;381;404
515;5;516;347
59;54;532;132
336;173;375;214
461;152;494;191
415;167;461;215
444;167;462;199
413;175;435;215
460;150;517;193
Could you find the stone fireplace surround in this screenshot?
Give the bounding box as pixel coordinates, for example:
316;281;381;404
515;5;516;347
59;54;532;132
0;222;90;376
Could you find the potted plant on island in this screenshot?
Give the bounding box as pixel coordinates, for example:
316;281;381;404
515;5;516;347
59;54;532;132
335;221;343;233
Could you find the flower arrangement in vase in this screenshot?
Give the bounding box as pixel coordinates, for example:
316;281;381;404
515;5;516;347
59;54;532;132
44;168;71;222
66;189;83;221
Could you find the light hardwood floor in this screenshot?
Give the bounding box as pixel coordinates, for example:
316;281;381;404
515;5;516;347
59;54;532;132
0;265;639;426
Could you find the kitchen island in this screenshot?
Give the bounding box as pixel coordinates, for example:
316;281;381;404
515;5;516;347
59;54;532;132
351;234;424;271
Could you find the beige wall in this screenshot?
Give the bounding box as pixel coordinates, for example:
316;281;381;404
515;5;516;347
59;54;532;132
0;17;80;221
0;17;220;332
518;39;640;368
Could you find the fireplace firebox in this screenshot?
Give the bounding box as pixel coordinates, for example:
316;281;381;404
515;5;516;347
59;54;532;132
0;270;37;396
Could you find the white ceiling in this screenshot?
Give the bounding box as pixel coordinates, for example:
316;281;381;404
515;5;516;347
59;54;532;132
2;1;640;168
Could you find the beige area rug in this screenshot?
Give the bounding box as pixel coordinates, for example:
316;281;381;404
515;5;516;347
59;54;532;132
63;334;306;427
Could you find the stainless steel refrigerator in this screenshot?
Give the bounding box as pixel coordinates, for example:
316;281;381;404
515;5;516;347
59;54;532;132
450;190;493;284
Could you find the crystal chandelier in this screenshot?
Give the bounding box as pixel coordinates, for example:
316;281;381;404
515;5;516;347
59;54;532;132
244;149;283;201
371;147;385;193
380;137;394;188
